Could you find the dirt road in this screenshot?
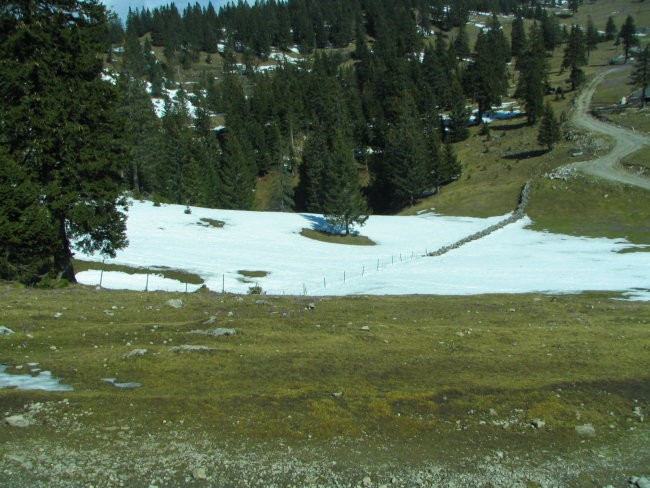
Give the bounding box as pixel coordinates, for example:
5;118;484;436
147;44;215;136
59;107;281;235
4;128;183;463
569;68;650;190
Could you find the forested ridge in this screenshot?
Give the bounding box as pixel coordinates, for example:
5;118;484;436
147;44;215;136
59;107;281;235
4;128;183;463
1;0;645;283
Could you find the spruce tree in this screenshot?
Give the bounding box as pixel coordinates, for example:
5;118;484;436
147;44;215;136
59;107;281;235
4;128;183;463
562;25;587;90
537;102;561;151
605;16;617;42
516;24;548;125
322;131;369;236
383;97;431;209
510;15;527;60
0;0;129;283
619;16;639;63
586;16;600;60
630;46;650;107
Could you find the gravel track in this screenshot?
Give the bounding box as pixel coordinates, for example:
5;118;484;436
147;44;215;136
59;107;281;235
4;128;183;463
569;68;650;190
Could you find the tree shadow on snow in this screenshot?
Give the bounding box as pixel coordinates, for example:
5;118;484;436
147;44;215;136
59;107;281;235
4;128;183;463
300;214;360;236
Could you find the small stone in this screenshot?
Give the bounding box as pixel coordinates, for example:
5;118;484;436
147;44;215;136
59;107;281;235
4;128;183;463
190;328;237;337
255;299;270;306
123;348;148;359
489;408;498;416
332;391;343;398
191;467;207;480
5;415;33;428
308;302;316;310
49;345;57;351
54;312;63;318
362;476;372;486
360;325;370;332
631;476;650;488
170;345;217;353
166;299;183;309
0;326;15;336
575;423;596;437
531;418;545;429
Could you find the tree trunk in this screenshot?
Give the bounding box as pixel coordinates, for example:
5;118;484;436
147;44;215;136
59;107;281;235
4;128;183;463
54;216;76;283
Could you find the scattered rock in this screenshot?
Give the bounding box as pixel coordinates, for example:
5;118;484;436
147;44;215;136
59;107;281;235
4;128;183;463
123;348;148;359
54;312;63;318
360;326;370;332
575;423;596;437
203;316;218;325
531;419;545;429
191;467;208;480
332;391;343;398
256;299;271;306
190;328;237;337
170;345;217;353
362;476;372;486
0;326;15;336
166;299;184;309
102;378;142;389
629;476;650;488
4;415;33;428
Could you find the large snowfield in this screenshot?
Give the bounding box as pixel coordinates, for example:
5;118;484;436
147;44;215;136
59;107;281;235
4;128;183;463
76;200;650;300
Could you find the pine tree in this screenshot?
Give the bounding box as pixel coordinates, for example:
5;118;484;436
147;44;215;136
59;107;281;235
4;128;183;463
383;97;432;209
630;46;650;107
0;0;129;283
219;130;255;210
586;15;600;60
322;131;369;236
510;15;527;60
562;24;588;90
516;24;548;125
619;15;639;63
453;23;470;59
537;102;561;151
465;29;509;123
605;16;617;42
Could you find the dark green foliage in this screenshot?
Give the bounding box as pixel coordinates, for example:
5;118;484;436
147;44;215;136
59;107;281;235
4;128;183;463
619;15;639;63
322;132;369;236
537;102;561;151
586;15;600;60
630;46;650;108
605;16;617;42
382;97;433;209
516;24;548;125
510;15;526;59
562;24;587;91
465;28;509;122
0;0;129;284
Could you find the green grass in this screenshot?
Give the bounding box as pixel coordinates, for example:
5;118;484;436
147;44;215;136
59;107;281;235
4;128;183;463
527;176;650;244
0;284;648;447
72;259;205;285
300;228;376;246
622;145;650;171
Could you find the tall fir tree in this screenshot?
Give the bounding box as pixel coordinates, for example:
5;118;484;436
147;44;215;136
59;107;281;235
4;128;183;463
322;131;369;235
630;45;650;107
0;0;129;283
604;16;617;42
619;15;639;63
537;102;561;151
516;24;548;125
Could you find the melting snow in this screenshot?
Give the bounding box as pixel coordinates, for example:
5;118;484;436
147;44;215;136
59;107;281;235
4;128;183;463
75;200;650;299
0;365;74;392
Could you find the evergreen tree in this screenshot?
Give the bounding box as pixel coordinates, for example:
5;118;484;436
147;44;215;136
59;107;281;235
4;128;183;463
604;16;617;42
0;0;129;283
510;15;526;59
219;130;256;210
322;131;369;235
383;97;432;209
586;15;600;60
465;29;509;123
453;23;471;59
562;24;587;90
630;46;650;108
297;129;328;212
537;102;561;150
516;23;548;125
619;15;639;63
446;74;470;142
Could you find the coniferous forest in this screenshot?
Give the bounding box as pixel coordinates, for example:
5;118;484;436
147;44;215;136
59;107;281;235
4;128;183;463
1;0;637;284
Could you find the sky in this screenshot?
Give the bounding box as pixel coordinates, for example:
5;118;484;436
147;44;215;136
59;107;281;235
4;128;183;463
75;199;650;300
100;0;237;21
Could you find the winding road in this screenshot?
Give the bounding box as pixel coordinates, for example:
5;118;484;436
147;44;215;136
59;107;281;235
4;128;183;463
569;68;650;190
